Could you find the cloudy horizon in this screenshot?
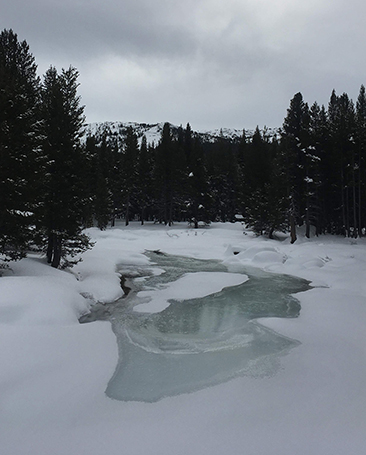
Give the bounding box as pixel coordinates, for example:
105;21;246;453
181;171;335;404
3;0;366;130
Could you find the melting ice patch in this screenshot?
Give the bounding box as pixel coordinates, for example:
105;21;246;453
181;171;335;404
100;253;310;402
134;271;249;313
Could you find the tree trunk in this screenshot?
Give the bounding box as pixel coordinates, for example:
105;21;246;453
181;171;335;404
341;168;347;236
268;226;274;239
168;193;173;227
345;185;350;237
289;196;297;244
305;200;310;239
125;194;130;226
51;234;61;268
46;234;53;263
353;179;357;237
351;157;357;238
358;164;362;237
290;214;297;244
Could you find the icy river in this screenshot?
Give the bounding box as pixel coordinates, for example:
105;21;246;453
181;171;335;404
81;251;310;402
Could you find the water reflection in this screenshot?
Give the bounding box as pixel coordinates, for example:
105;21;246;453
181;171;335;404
84;252;310;402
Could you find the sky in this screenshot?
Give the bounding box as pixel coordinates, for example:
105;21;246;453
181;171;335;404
3;0;366;131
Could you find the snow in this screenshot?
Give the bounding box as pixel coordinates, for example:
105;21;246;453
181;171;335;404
85;121;165;147
134;271;249;313
85;121;281;148
232;244;287;265
1;222;366;455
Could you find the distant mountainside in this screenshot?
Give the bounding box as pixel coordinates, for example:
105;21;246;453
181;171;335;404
85;121;279;146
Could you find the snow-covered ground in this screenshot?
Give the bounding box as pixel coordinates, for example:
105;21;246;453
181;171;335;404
1;222;366;455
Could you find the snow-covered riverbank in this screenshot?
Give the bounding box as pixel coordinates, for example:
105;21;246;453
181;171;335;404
1;222;366;455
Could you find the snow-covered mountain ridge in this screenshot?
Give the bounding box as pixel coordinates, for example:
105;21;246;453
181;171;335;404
85;121;279;145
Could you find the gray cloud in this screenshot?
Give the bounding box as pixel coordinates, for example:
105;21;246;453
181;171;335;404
3;0;198;60
3;0;366;130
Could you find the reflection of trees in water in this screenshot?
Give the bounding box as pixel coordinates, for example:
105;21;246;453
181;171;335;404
137;270;305;338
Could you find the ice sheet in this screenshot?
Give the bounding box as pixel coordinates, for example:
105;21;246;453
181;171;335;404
134;271;249;313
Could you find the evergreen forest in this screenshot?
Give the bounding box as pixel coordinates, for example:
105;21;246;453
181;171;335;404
2;29;366;267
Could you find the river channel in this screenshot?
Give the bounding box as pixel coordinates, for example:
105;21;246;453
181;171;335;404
80;251;311;402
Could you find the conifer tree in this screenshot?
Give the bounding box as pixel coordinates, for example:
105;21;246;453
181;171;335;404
355;85;366;236
206;132;239;222
280;92;311;242
154;123;175;225
242;127;275;235
308;102;329;234
266;135;289;237
184;123;193;170
236;130;248;218
86;135;114;230
120;126;139;226
38;66;91;268
186;132;209;227
327;91;356;235
0;29;42;261
88;124;121;226
136;135;154;224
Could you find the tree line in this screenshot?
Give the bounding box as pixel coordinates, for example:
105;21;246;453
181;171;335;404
1;29;89;267
1;28;366;268
88;86;366;244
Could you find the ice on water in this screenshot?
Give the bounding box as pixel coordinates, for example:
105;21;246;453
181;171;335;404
85;252;310;402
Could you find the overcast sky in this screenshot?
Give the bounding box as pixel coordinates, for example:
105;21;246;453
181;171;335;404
3;0;366;130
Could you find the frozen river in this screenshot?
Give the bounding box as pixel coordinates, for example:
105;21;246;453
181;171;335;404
81;252;310;402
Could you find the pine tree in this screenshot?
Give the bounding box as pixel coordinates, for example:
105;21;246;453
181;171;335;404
120;126;139;226
237;127;287;237
174;126;190;221
236;130;248;219
87;124;121;226
242;127;276;235
266;135;289;238
136;135;154;224
186;130;209;227
85;135;114;230
327;91;356;235
38;66;91;268
184;123;193;170
205;132;239;222
0;29;42;261
154;123;175;225
308;102;329;235
355;85;366;236
280;92;311;242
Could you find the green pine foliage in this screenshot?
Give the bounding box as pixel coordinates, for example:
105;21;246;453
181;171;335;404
154;123;187;225
355;85;366;236
85;135;114;230
81;92;366;240
186;132;210;227
121;126;139;226
136;135;154;224
0;29;42;261
205;131;239;222
37;66;91;268
241;127;283;236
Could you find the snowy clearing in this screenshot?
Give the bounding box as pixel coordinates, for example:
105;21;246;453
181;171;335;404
1;222;366;455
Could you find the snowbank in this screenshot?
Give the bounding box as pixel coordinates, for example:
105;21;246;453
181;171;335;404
1;221;366;455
